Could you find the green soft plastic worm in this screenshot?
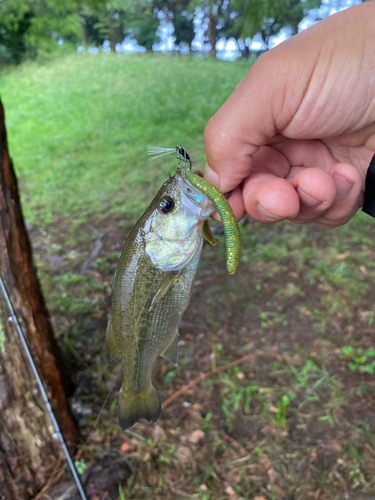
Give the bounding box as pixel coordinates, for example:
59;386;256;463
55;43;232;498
185;168;241;275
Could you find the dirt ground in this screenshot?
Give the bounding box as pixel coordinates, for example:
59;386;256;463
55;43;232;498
30;213;375;500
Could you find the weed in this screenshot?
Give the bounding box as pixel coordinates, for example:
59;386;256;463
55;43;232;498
201;413;213;431
74;458;87;476
289;360;319;388
349;467;369;488
273;392;296;428
318;412;335;428
216;372;261;429
118;483;126;500
340;346;375;374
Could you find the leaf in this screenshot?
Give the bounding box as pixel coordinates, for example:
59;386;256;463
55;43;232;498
365;349;375;357
360;362;375;374
356;356;367;364
348;362;358;371
110;397;118;412
342;346;354;356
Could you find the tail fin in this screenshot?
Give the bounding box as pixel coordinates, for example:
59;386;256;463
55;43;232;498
118;385;161;430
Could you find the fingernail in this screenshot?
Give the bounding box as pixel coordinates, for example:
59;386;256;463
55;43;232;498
333;173;354;200
204;163;220;189
257;203;283;222
297;187;322;208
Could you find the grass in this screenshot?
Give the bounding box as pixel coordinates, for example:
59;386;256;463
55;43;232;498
0;52;250;226
2;53;375;499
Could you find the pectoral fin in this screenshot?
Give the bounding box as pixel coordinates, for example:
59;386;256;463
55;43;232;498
161;331;179;366
149;272;179;311
203;219;217;246
105;319;121;362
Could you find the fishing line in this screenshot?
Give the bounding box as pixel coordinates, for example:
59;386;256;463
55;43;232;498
0;274;88;500
80;382;113;450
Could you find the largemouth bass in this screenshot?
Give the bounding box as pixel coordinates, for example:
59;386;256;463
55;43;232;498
106;156;215;430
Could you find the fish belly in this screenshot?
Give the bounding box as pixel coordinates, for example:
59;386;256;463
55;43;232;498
107;235;202;429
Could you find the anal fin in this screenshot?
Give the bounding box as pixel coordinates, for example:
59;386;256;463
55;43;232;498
161;331;179;366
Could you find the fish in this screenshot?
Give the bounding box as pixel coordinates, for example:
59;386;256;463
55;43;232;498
106;147;241;430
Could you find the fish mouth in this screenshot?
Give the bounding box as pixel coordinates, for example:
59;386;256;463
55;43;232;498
176;171;214;219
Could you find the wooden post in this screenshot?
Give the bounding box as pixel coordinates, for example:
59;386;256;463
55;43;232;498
0;98;79;498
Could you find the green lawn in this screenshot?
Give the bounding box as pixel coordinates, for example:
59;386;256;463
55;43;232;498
0;53;250;226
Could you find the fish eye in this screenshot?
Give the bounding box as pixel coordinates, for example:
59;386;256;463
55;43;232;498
159;195;175;214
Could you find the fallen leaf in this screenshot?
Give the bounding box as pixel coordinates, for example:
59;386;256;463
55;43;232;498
337;251;350;260
188;429;205;444
360;265;368;275
267;466;280;483
329;437;344;451
226;467;243;485
225;486;236;496
314;488;321;499
92;311;103;319
175;446;191;463
120;442;131;452
89;429;104;443
258;453;272;473
152;424;165;445
146;472;158;487
192;403;203;410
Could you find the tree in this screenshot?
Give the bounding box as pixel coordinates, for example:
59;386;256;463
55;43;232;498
91;0;128;52
173;11;195;50
0;98;79;498
24;0;82;51
229;0;321;50
0;0;33;64
153;0;195;51
125;2;160;51
0;0;83;63
190;0;225;57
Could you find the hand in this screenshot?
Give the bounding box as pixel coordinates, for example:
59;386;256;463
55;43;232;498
204;2;375;227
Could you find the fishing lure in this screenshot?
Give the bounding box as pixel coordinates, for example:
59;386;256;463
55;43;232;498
148;146;241;275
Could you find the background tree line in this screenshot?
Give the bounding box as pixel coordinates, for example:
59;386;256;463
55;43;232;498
0;0;335;65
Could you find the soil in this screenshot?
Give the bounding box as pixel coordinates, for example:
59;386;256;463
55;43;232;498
29;214;375;500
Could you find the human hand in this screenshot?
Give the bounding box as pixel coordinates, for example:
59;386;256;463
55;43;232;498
204;2;375;227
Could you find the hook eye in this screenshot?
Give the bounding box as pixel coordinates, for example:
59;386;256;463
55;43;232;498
176;146;192;170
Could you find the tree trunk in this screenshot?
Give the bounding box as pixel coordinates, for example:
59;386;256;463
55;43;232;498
241;45;251;59
208;11;217;57
0;99;79;498
82;19;88;45
110;36;116;52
